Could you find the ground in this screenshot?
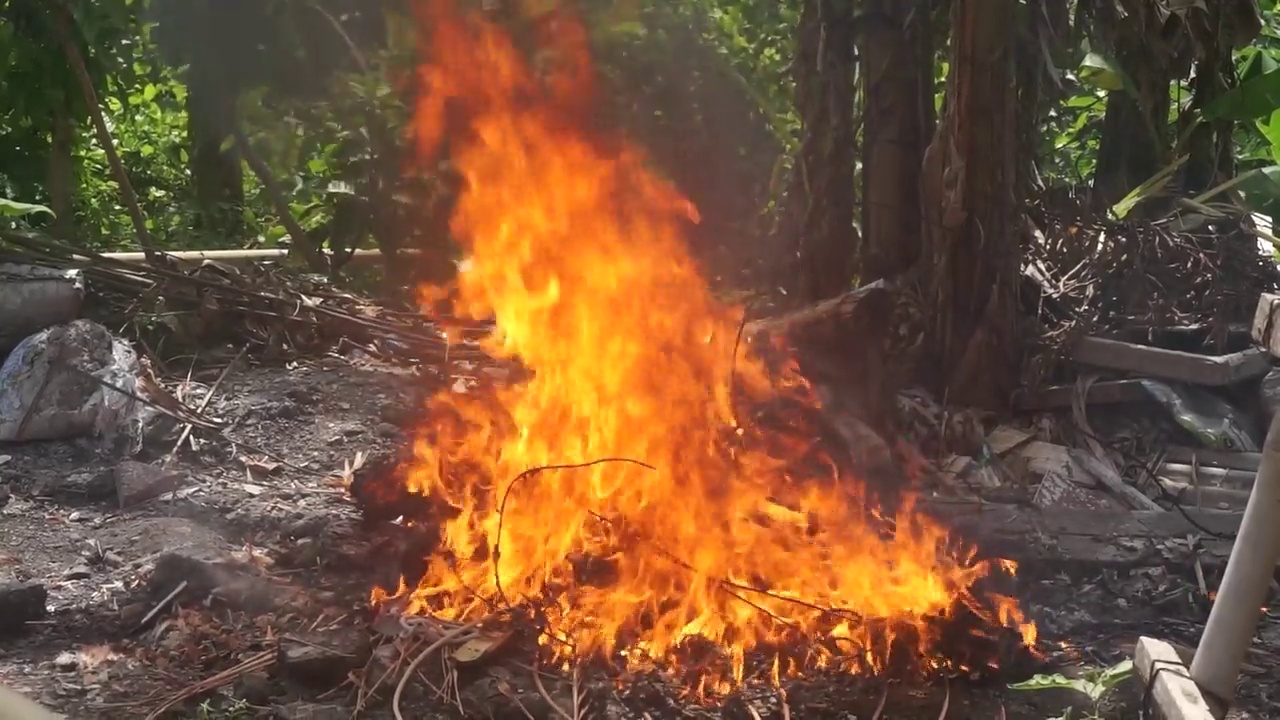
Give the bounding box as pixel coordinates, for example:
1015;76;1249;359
0;354;1277;719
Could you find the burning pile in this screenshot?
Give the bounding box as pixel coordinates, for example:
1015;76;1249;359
373;0;1035;689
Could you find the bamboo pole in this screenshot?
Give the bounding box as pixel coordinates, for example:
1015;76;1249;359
1189;415;1280;703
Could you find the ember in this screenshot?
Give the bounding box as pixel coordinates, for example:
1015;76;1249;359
372;0;1036;688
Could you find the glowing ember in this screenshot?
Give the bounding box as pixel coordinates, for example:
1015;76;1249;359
378;0;1035;686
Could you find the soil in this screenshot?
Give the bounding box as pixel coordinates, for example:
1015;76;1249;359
1;352;1278;719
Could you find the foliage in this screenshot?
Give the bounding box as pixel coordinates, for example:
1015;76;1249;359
0;0;1278;263
1008;659;1135;720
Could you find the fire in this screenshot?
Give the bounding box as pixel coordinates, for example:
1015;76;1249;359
382;0;1034;686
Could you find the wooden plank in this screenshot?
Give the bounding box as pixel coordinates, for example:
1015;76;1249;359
1070;336;1271;386
1134;637;1217;720
1163;447;1262;472
1014;379;1149;411
1159;463;1256;491
1250;292;1280;359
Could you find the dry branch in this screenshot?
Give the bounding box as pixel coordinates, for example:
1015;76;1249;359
50;1;155;257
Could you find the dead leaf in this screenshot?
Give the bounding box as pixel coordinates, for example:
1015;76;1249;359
453;631;513;664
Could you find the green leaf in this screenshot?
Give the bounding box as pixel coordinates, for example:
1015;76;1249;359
219;135;236;153
1259;110;1280;165
142;83;158;101
1078;52;1128;92
1238;165;1280;220
0;197;55;218
1095;659;1135;689
1204;69;1280;121
1009;673;1084;692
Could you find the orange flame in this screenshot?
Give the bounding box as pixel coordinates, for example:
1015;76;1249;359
385;0;1034;686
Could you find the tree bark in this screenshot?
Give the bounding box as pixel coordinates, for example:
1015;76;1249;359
232;127;327;272
920;0;1022;409
790;0;859;303
187;67;245;237
858;0;934;281
50;1;156;256
48;101;75;240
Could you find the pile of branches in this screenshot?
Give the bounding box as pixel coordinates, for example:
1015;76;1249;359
0;231;490;366
1022;203;1279;378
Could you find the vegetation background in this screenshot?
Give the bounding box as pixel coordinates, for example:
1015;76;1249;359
2;0;1280;402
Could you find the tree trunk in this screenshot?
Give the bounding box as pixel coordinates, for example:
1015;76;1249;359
48;101;75;240
187;62;245;237
790;0;859;303
858;0;934;281
920;0;1022;409
50;1;156;256
1089;2;1177;209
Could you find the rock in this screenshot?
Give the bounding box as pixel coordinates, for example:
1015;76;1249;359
0;264;84;356
277;630;371;686
284;387;320;405
375;422;399;438
63;566;92;581
0;454;10;465
272;702;350;720
0;319;142;442
0;583;48;635
234;671;275;705
114;461;185;508
285;514;327;540
53;651;79;672
147;553;225;598
31;470;115;504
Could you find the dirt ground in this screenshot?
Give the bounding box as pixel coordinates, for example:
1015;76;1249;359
1;352;1278;719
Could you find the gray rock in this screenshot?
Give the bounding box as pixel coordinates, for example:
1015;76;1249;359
0;320;141;442
63;566;91;581
114;460;184;508
0;264;84;356
0;582;47;635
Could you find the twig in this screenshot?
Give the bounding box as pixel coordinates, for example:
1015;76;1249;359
145;649;275;719
871;686;888;720
779;687;791;720
728;300;754;430
392;618;487;720
132;580;188;634
167;346;246;461
532;660;573;720
492;458;656;603
937;680;950;719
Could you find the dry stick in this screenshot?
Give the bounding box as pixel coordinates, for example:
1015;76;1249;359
531;661;574;720
937;681;950;719
392;619;487;720
870;686;889;720
0;231;461;359
779;688;791;720
492;458;657;603
145;650;276;719
49;2;156;257
166;346;247;462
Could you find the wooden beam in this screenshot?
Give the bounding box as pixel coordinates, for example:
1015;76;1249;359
1134;637;1218;720
98;248;413;266
1070;336;1271;386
